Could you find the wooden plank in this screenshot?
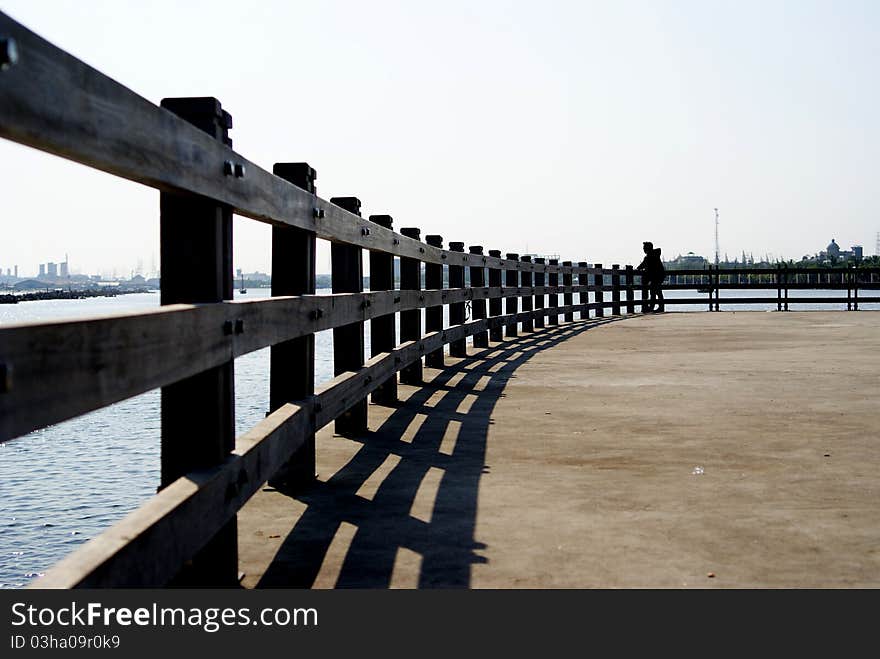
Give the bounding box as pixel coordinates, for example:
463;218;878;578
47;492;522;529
368;214;398;405
578;262;590;320
505;253;519;337
269;162;318;488
534;258;546;329
548;259;560;325
424;235;445;368
448;242;467;356
625;265;635;314
469;246;489;348
488;250;504;342
0;287;499;443
611;264;622;315
400;227;424;384
157;97;237;586
562;261;574;322
521;256;534;332
330;197;367;434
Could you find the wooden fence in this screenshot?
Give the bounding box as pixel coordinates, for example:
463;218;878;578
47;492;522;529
0;13;642;588
658;266;880;311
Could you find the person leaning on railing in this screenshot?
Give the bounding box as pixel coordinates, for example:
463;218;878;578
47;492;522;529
637;241;666;313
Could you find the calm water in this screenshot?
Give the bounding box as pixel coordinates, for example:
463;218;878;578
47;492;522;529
0;288;875;587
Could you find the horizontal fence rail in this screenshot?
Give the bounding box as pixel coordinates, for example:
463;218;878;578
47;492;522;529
0;285;612;443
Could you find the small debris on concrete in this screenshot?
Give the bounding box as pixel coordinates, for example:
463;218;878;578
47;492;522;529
707;572;716;578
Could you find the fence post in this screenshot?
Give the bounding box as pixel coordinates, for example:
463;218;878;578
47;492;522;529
577;262;589;319
534;258;546;328
449;242;467;356
625;265;635;314
330;196;368;434
269;162;317;490
470;246;488;347
783;265;789;311
400;227;423;383
548;259;559;325
521;256;534;332
488;249;503;342
158;96;237;586
776;264;782;312
369;214;398;404
593;264;604;318
562;261;574;322
425;235;445;368
505;253;519;337
611;264;621;315
853;265;859;311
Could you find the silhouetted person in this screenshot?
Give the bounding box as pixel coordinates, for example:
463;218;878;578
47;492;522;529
636;241;665;312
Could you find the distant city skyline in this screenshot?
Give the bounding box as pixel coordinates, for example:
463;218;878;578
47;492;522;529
3;231;871;284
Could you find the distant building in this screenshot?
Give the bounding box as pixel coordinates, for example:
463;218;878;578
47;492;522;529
60;260;69;277
39;264;46;277
666;252;708;269
47;262;57;277
815;238;862;263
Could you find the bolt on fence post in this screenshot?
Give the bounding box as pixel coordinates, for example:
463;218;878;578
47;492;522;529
611;264;621;315
625;265;635;314
399;227;423;384
449;242;467;356
563;261;574;322
488;250;503;342
369;214;398;404
470;246;489;348
578;262;590;319
330;196;368;434
425;235;445;368
534;258;546;328
269;162;317;490
158;95;237;586
505;253;519;337
521;255;534;332
594;263;604;318
548;259;559;325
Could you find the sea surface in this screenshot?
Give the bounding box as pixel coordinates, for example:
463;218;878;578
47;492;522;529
0;288;875;588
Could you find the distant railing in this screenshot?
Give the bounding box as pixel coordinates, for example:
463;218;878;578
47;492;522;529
0;13;641;588
659;266;880;311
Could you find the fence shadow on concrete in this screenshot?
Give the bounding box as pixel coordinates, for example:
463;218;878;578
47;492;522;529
256;317;622;588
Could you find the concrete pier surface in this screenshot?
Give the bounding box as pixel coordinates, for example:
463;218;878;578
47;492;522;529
238;312;880;588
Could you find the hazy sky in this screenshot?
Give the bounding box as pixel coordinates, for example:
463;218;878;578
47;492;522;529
1;0;878;278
